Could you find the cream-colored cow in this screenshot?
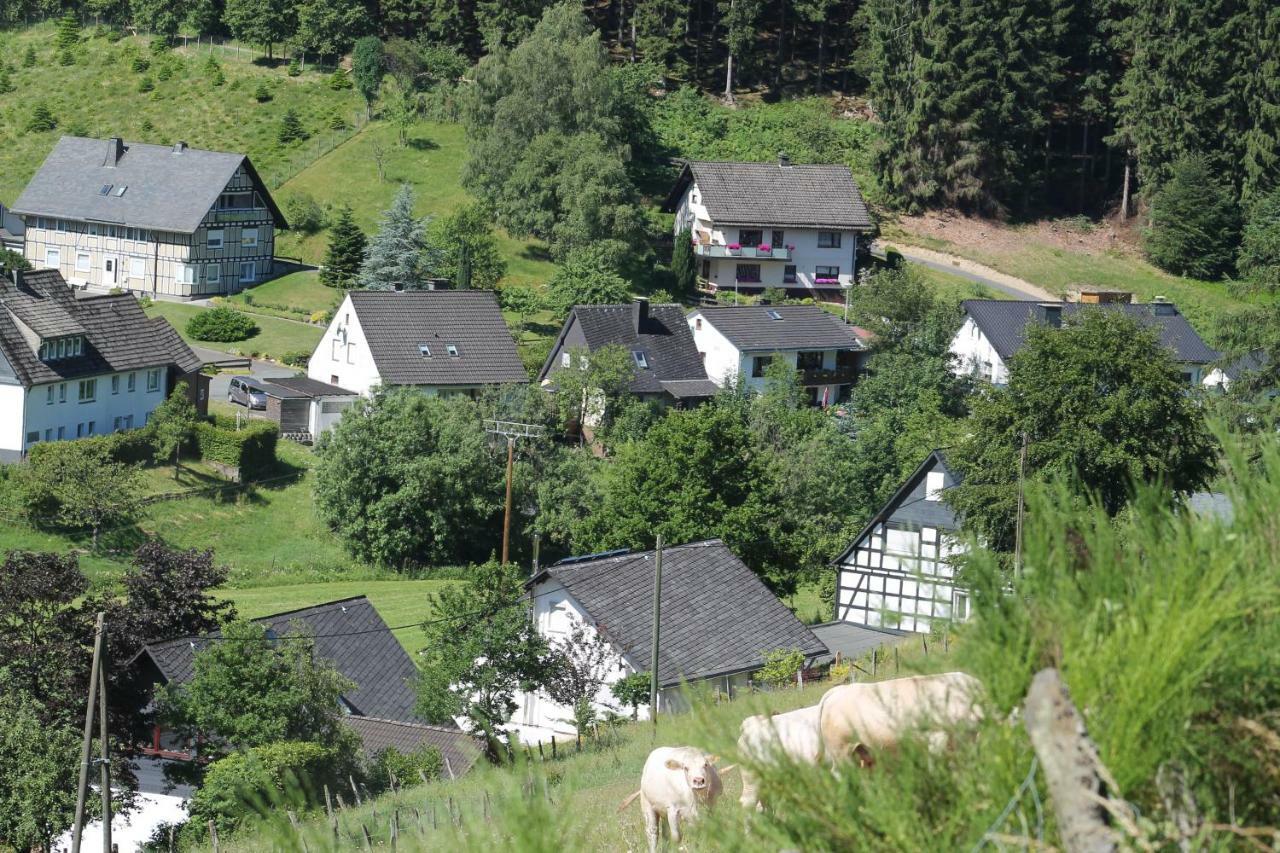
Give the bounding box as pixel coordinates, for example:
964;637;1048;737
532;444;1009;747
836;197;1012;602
629;746;724;853
736;704;823;810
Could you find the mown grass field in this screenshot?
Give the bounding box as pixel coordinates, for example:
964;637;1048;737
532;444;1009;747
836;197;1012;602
225;269;337;314
144;299;324;361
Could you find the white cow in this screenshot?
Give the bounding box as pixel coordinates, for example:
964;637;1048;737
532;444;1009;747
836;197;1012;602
817;671;984;766
736;704;823;810
635;746;723;852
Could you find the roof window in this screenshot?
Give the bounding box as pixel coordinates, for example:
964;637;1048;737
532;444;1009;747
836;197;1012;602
766;309;783;320
113;186;127;197
418;344;432;357
632;351;649;369
446;344;460;357
98;184;112;196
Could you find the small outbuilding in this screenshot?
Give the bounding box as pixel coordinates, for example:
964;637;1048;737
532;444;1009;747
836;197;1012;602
252;375;357;442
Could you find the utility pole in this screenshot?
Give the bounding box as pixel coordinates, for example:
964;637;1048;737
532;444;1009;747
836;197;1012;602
483;420;544;566
98;623;112;853
531;533;541;577
648;535;663;726
73;612;110;853
1014;432;1028;579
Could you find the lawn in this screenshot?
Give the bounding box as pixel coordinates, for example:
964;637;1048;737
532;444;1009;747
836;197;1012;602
0;24;365;204
273;121;559;287
226;269;337;316
144;299;323;361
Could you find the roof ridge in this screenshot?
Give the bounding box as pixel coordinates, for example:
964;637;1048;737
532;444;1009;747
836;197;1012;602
346;716;466;734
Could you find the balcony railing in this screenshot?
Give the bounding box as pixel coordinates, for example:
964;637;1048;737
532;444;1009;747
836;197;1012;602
212;209;269;224
799;365;860;386
694;243;792;261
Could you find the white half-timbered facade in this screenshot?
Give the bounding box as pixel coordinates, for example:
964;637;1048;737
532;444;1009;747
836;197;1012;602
11;136;285;298
833;451;970;634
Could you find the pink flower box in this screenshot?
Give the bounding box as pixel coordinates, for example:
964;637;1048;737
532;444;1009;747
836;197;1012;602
727;243;741;251
757;244;772;253
815;277;838;284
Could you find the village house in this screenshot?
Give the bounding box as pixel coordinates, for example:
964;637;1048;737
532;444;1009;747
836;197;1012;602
512;540;827;744
832;450;968;635
950;297;1219;386
538;298;719;405
11;136;286;297
687;303;867;405
309;290;527;397
130;596;480;774
0;202;23;253
230;374;359;443
661;156;874;299
0;268;206;462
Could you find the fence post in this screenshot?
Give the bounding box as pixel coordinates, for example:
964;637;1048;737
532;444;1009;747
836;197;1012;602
551;735;557;759
872;646;878;677
350;775;362;806
208;820;219;853
894;646;900;674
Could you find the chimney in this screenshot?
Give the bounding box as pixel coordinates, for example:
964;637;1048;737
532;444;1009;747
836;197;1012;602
632;297;649;331
104;137;125;168
1151;295;1176;316
173;141;188;154
778;151;792;168
1038;302;1062;328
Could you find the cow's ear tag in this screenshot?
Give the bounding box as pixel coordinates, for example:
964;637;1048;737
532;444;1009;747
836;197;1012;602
665;759;684;771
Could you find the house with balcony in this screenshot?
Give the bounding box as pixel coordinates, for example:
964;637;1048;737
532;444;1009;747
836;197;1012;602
950;297;1218;386
662;156;874;299
687;304;868;405
10;136;286;297
0;268;207;461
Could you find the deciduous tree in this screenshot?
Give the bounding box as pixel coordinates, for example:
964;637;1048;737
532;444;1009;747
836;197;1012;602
0;691;83;853
545;246;631;317
223;0;296;58
21;443;143;547
429;202;508;290
352;36;384;118
150;381;199;480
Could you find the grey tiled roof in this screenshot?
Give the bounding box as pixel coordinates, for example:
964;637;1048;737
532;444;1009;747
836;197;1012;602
809;621;904;666
693;305;866;352
141;597;428;724
350;291;527;387
11;136;285;233
537;540;827;688
342;716;481;776
664;160;873;230
262;375;356;398
1212;348;1266;382
961;299;1219;365
539;303;710;395
0;270;200;385
659;378;722;399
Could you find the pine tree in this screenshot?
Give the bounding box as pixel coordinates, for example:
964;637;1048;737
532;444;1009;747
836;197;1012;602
1239;189;1280;289
26;102;56;133
278;108;308;143
0;66;13;96
356;185;442;291
55;12;80;52
1145;155;1241;280
320;205;368;289
672;227;697;294
1241;0;1280;203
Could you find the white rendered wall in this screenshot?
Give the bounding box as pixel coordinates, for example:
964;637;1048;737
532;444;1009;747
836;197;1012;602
0;383;25;458
948;317;1009;384
309;295;382;396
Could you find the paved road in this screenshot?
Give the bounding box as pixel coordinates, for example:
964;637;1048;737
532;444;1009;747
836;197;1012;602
873;241;1054;301
208;359;302;401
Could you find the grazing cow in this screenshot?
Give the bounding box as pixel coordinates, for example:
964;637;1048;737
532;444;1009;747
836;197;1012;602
736;704;823;810
635;746;723;852
817;671;984;766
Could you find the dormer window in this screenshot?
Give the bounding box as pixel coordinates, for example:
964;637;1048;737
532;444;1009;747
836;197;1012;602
39;335;84;362
113;186;128;197
446;344;460;357
419;343;432;357
632;351;649;369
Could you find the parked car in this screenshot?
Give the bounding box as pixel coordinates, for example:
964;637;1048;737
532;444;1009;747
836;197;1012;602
228;376;268;410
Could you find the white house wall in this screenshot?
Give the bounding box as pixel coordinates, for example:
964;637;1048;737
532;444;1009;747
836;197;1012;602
836;523;968;634
1;369;168;458
687;311;740;386
948;317;1009;385
309;296;382;396
0;383;25;461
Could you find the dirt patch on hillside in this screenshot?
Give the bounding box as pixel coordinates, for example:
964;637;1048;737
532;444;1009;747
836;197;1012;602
895;210;1145;258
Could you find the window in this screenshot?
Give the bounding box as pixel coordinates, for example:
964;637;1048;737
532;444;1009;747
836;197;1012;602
111;375;120;394
45;248;60;268
76;422;85;438
87;421;95;435
88;223;99;236
783;265;797;283
330;374;340;385
26;431;39;444
818;231;842;248
57;426;65;440
127;372;136;392
99;184;113;196
146;368;161;392
54;219;66;232
694;318;702;330
446;344;460;357
207;229;224;249
46;386;54;404
738;229;764;246
130;258;146;279
206;264;220;285
926;471;946;501
239;261;256;283
177;264;196;285
419;344;433;357
241;228;259;248
797;351;823;370
78;379;96;402
766;309;783;321
815;265;840;280
113;416;123;432
346;343;355;364
113;186;127;197
44;429;52;441
75;252;91;272
632;351;649;369
59;383;67;403
218;192;256;210
735;263;761;283
751;355;773;377
953;591;970;621
771;229;785;246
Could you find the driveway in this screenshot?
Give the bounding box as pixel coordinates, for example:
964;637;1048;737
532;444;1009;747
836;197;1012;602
873;241;1055;301
209;359;303;402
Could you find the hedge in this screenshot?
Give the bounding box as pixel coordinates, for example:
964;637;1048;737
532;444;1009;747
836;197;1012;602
194;419;278;479
26;427;157;466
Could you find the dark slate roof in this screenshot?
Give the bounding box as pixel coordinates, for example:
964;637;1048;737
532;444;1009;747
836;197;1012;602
659;378;722;399
261;375;356;399
1187;491;1234;524
342;717;482;776
0;270;200;386
693;305;866;352
961;299;1219;365
663;160;873;230
809;621;905;666
832;450;960;566
12;136;285;233
538;303;710;395
533;540;827;688
140;597;426;724
1211;349;1267;383
350;291;527;387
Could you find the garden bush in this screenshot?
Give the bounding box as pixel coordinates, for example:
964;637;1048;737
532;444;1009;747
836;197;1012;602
186;307;258;342
195;419;278;479
757;648;806;688
367;744;443;794
283;193;327;235
281;351;310;367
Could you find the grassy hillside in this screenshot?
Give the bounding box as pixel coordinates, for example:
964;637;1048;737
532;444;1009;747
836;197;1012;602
144;299;324;361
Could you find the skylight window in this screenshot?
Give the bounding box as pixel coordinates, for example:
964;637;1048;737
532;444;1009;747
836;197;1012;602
766;309;783;320
114;186;128;197
98;184;112;196
418;344;432;357
446;344;460;357
632;351;649;369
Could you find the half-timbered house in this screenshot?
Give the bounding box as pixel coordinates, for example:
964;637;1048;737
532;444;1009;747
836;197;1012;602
11;136;286;297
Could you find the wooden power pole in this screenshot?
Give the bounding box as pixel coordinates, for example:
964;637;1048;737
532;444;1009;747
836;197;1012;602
1014;432;1029;579
648;535;664;725
483;420;545;565
72;612;111;853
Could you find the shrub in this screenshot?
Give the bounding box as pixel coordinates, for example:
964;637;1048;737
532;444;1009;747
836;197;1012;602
253;81;272;102
155;60;173;81
610;672;652;719
367;744;443;793
757;647;806;689
278;108;308;143
283;193;327;234
287;57;301;77
281;351;310;367
136;75;153;93
130;54;150;73
185;307;258;342
328;69;352;90
1145;155;1241;280
26;102;56;133
195;419;278;479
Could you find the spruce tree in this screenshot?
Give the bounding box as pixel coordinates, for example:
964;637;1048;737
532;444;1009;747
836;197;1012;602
718;0;763;100
55;13;80;52
356;185;442;291
1239;189;1280;289
1241;0;1280;204
278;108;308;143
672;228;697;295
1145;155;1241;280
26;102;56;133
320;205;368;289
